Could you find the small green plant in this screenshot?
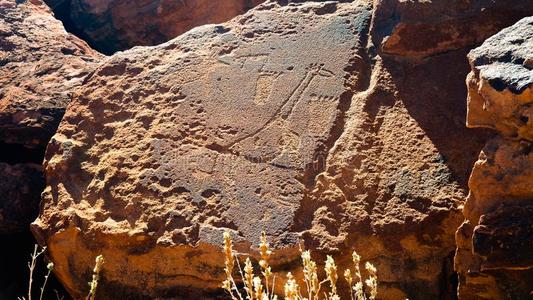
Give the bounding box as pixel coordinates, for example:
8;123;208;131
222;232;378;300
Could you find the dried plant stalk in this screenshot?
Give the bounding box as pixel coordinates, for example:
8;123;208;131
222;232;379;300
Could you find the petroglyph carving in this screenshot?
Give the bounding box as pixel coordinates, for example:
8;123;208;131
253;71;281;105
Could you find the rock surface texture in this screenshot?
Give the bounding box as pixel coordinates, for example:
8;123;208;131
455;17;533;300
0;0;101;149
0;0;101;234
372;0;533;58
29;1;533;300
44;0;266;54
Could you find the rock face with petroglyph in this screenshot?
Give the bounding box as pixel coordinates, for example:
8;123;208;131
455;17;533;300
31;0;530;299
33;1;373;298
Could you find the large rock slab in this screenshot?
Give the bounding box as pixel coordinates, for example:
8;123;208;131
44;0;266;54
33;0;498;299
33;1;374;298
371;0;533;58
456;17;533;300
0;0;101;149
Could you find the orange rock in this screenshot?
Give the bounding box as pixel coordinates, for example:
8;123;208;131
456;16;533;300
464;138;533;225
33;2;376;298
372;0;533;58
0;0;101;148
44;0;266;53
29;1;532;300
31;0;486;298
457;137;533;299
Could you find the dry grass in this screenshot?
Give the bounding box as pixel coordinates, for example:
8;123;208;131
87;255;104;300
18;245;104;300
18;244;48;300
222;232;378;300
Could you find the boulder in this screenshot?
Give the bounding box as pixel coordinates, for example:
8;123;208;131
33;1;373;297
0;0;102;149
44;0;266;54
0;0;101;246
466;17;533;141
32;1;496;299
371;0;533;58
455;16;533;300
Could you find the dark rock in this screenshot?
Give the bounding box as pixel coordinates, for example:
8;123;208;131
371;0;533;58
0;163;44;234
44;0;267;54
473;204;533;269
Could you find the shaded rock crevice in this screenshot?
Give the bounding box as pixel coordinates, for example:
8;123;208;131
44;0;268;54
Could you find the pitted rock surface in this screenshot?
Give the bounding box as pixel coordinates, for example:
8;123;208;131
33;1;374;298
32;0;510;299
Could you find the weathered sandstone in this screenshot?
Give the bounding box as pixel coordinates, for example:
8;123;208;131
31;0;499;298
456;17;533;300
372;0;533;57
0;0;101;149
33;1;373;297
0;0;101;239
456;138;533;300
44;0;266;54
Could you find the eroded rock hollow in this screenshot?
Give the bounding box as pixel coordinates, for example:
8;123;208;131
44;0;266;54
